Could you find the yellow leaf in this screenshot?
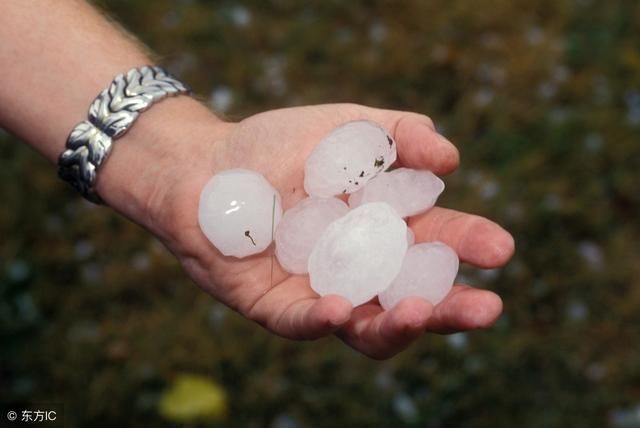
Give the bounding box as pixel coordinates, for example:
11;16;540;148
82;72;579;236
158;374;227;422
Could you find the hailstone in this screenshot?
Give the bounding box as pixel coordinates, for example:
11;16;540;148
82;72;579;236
406;228;416;246
275;197;350;274
308;202;407;306
349;168;444;217
304;120;397;198
378;241;459;310
198;169;282;258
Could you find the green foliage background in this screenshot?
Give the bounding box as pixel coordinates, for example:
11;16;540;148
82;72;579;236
2;1;640;427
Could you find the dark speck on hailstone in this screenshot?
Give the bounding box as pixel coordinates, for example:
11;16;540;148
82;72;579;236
244;230;256;246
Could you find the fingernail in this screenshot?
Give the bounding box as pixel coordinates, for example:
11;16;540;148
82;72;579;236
436;133;455;148
329;310;351;327
434;133;460;172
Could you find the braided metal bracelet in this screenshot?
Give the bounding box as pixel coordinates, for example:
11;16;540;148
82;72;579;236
58;65;190;203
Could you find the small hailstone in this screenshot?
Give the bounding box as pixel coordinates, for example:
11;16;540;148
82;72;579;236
406;228;416;246
308;202;407;306
198;169;282;258
304;120;397;198
378;241;459;310
348;168;444;217
275;197;350;274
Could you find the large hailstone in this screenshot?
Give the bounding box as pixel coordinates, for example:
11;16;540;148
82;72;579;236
198;169;283;258
378;241;459;310
304;120;397;198
308;202;407;306
349;168;444;217
275;197;350;274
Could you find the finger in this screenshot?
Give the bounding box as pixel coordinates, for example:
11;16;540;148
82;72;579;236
392;114;460;175
336;298;433;360
426;284;503;334
408;207;515;268
357;107;460;175
247;276;352;340
290;294;353;338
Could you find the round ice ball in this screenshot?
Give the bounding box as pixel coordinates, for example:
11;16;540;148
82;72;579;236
304;120;397;198
275;197;350;274
378;241;459;310
308;202;407;307
198;169;283;258
349;168;444;218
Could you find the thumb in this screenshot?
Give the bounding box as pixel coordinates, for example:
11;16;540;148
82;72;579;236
355;106;460;175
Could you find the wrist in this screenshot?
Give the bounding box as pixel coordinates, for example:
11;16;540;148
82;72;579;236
94;95;231;234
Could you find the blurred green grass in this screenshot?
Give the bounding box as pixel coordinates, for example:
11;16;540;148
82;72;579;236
2;1;640;427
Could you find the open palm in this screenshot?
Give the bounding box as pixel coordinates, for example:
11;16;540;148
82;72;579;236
152;103;514;359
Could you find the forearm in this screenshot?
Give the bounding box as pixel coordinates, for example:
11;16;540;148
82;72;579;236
0;0;225;229
0;0;153;160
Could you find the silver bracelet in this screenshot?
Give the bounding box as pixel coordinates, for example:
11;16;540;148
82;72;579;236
58;65;190;203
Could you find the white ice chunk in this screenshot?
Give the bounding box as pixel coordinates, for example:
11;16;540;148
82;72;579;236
378;241;459;310
198;169;282;258
406;228;416;246
275;197;350;274
349;168;444;217
308;202;407;306
304;120;397;198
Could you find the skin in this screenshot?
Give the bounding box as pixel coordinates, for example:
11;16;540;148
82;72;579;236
0;1;514;359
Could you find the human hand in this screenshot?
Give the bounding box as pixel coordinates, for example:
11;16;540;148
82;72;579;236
104;101;514;359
